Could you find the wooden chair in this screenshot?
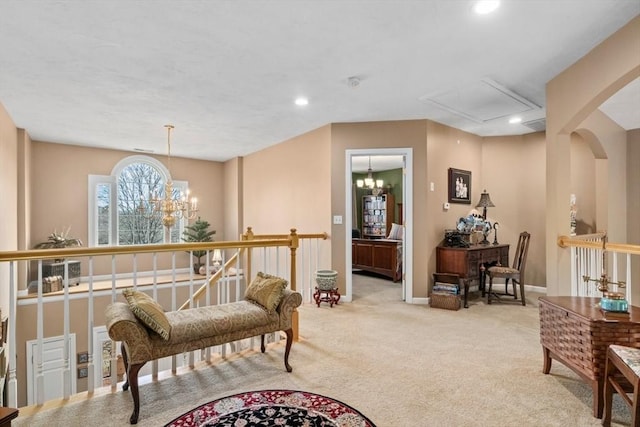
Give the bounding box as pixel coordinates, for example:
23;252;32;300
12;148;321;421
486;231;530;306
602;345;640;426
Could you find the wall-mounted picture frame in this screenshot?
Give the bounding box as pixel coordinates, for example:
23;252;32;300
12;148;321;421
448;168;471;204
77;351;89;365
77;367;88;379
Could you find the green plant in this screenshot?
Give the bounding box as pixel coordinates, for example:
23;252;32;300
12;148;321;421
182;217;216;269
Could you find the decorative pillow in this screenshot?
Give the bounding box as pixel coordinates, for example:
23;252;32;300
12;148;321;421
244;272;288;313
387;223;403;240
122;289;171;340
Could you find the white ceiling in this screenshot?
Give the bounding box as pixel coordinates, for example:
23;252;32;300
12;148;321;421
0;1;638;162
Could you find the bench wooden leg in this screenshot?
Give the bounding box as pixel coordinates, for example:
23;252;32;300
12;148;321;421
120;343;145;425
127;362;144;424
261;335;266;353
121;343;130;391
284;328;293;373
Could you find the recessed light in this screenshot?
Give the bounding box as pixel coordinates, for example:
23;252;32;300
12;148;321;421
509;116;522;124
473;0;500;15
294;97;309;106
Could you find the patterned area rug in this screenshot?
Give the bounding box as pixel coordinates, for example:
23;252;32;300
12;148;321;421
165;389;376;426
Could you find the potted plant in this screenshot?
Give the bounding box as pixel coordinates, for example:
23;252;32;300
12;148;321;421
34;228;83;250
33;228;83;285
182;217;216;273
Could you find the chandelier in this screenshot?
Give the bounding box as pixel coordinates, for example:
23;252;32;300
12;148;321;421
138;125;198;228
356;156;384;196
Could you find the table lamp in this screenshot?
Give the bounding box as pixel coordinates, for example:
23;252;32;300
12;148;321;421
475;190;495;221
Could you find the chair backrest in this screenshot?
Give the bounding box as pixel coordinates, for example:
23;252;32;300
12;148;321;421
512;232;531;276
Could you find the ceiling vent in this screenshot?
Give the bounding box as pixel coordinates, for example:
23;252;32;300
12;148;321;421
419;78;541;123
522;118;546;132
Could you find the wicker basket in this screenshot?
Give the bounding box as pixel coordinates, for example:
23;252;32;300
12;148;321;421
430;293;461;311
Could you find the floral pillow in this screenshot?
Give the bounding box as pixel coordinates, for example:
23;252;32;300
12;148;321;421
244;272;288;313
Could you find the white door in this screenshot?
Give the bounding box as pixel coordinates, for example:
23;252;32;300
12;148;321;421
26;334;76;405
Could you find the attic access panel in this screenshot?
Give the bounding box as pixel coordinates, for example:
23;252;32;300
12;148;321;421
419;78;540;123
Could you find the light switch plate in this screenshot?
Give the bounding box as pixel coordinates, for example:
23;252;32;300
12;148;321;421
333;215;343;225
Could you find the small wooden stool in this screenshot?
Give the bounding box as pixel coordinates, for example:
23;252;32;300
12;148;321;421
313;287;340;307
602;344;640;426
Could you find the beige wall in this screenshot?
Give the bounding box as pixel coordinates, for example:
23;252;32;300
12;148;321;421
482;132;547;286
331;120;430;297
242;125;333;278
576;109;629;243
27;141;225;280
546;15;639;295
0;102;18;320
223;157;243;241
570;133;597;234
243;125;332;235
425;121;484;291
629;130;640;303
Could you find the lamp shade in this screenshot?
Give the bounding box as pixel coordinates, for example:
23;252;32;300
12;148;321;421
476;190;495;208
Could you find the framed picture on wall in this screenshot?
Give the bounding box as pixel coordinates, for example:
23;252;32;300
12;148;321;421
448;168;471;204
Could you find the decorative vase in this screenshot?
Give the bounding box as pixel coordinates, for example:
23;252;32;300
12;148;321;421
314;270;338;291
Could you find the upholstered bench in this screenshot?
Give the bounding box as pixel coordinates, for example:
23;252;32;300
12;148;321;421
105;272;302;424
602;344;640;426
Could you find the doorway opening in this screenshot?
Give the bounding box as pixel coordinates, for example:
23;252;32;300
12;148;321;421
345;148;413;303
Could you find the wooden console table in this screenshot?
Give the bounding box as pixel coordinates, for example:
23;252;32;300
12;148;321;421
539;296;640;418
435;244;509;308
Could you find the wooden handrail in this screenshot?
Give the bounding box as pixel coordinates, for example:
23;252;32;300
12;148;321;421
0;239;292;262
558;234;640;255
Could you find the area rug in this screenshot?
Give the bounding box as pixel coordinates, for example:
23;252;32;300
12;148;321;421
165;389;376;426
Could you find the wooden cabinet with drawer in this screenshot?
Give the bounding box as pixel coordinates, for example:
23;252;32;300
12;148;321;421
435;244;509;308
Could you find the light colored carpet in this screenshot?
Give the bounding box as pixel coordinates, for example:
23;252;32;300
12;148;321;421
14;273;632;426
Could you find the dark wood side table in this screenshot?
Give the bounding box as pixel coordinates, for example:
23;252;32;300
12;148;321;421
0;407;18;427
435;244;509;308
539;296;640;418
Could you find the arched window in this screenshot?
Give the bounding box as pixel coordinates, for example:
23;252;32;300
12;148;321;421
88;155;187;246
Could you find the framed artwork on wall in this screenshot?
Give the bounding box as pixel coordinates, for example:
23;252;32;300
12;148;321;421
448;168;471;204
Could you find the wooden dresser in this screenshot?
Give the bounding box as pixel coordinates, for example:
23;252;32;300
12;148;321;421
435;244;509;308
352;238;402;282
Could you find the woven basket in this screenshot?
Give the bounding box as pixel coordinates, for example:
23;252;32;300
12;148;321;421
430;293;461;311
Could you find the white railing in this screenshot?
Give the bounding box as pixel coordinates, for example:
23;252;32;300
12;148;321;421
0;228;329;409
558;233;640;304
566;232;607;297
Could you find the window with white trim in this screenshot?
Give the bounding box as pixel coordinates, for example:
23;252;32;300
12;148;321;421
88;155;186;246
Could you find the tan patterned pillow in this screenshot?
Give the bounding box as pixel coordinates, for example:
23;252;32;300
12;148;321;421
244;272;288;313
122;289;171;340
